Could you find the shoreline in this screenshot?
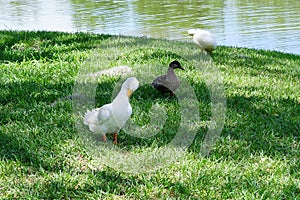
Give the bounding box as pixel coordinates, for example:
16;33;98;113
1;29;299;57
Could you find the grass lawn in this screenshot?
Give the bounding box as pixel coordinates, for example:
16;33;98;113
0;30;299;199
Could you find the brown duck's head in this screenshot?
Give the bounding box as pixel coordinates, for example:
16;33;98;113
169;60;184;70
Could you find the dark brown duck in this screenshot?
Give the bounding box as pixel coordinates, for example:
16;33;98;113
151;60;184;96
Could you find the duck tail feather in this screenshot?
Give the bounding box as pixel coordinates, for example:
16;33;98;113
83;109;96;125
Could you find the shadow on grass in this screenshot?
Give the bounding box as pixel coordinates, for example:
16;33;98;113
29;168;193;199
190;85;299;159
227;94;299;152
0;80;75;171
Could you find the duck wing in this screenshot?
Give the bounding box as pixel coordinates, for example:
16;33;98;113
83;104;113;133
152;82;173;94
152;75;168;88
152;74;178;94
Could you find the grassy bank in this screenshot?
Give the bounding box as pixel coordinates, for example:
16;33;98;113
0;30;299;199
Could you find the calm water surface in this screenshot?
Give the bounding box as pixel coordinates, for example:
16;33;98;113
1;0;300;54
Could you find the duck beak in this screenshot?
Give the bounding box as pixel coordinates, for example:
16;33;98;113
180;66;185;70
127;89;134;97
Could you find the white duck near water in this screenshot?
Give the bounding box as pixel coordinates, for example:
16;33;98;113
83;77;139;144
188;28;217;54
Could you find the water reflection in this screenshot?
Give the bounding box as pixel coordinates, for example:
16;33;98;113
1;0;300;54
1;0;73;31
70;0;136;32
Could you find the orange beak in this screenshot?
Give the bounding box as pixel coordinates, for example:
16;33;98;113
127;89;133;97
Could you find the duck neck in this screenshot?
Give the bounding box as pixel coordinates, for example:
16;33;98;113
111;88;130;129
167;67;175;76
113;89;129;105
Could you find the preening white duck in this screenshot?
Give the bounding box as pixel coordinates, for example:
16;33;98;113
83;77;139;144
188;28;217;54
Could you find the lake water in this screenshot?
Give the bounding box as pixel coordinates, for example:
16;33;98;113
1;0;300;55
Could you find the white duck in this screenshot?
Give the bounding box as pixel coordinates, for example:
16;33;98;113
188;28;217;54
83;77;139;144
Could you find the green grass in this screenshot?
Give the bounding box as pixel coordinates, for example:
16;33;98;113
0;30;299;199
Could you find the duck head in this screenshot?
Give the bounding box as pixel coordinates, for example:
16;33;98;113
169;60;184;70
122;77;139;97
187;28;199;36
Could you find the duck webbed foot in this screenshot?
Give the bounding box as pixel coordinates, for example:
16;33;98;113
102;134;107;142
113;133;118;145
